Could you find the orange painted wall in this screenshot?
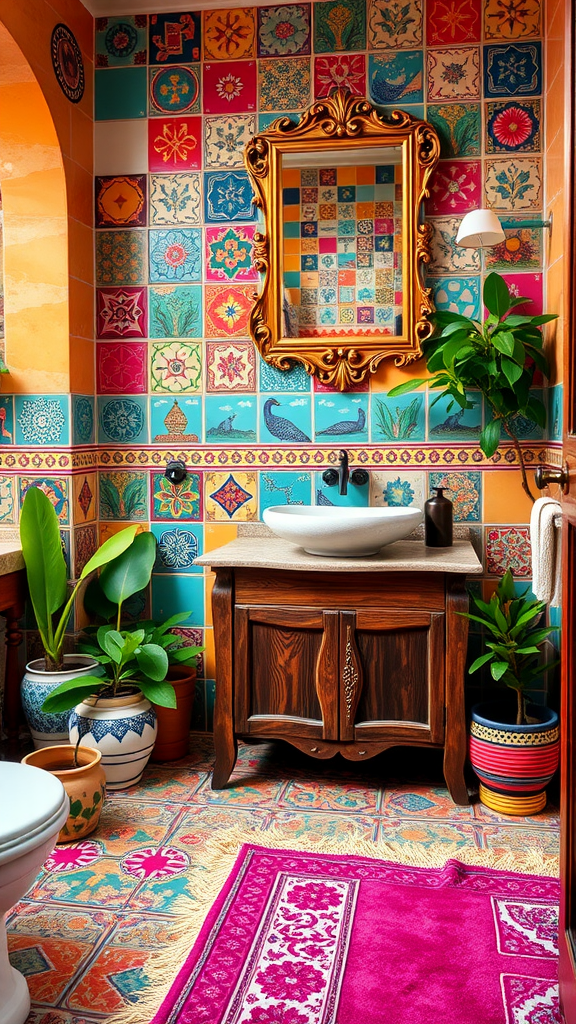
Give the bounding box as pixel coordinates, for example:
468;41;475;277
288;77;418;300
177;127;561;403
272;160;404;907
544;0;568;388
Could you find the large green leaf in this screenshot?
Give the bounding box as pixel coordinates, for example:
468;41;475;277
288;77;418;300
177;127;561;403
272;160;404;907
479;417;501;458
136;643;169;681
80;525;138;581
42;675;106;713
483;273;511;319
138;677;177;709
20;487;67;650
387;379;428;397
491;661;509;681
100;532;157;608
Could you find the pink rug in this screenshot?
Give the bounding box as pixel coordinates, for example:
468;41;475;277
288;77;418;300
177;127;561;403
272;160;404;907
152;846;560;1024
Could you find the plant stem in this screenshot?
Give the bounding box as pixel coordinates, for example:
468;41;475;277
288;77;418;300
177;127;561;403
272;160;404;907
501;419;537;503
516;687;525;727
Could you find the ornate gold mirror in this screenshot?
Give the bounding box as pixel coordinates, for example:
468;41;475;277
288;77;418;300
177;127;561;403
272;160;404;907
245;90;440;390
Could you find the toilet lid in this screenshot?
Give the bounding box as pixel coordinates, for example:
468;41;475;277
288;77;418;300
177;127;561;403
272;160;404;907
0;762;67;849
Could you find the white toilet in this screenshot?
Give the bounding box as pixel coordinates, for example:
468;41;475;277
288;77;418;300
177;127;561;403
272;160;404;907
0;762;69;1024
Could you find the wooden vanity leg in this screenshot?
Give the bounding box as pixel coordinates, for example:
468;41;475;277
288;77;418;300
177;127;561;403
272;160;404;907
3;600;24;744
211;568;238;789
443;576;470;805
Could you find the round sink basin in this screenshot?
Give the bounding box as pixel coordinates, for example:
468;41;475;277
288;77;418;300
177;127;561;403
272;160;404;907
262;505;423;557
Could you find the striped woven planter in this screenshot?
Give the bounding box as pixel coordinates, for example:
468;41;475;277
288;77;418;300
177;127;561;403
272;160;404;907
469;702;559;816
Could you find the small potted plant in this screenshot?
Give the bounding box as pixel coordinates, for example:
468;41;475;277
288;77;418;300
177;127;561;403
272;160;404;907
465;569;559;815
21;744;106;842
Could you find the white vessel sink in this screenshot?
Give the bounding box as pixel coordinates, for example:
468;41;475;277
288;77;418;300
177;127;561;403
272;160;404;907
262;505;423;557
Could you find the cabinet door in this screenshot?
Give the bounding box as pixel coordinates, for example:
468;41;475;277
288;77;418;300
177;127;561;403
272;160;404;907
339;609;445;745
235;605;339;740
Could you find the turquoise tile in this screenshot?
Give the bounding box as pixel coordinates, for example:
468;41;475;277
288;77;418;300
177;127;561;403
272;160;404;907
0;396;14;445
258;112;291;131
486;389;545;442
259;359;311;393
15;395;70;446
151;471;202;522
205;396;257;442
378;103;425;121
314;393;368;442
314;472;369;508
370;392;425;442
150;396;202;443
149;285;203;339
72;395;95;446
97;396;148;445
428;392;482;441
151;523;203;574
259;394;312;443
95;15;147;66
548;384;563;441
151;574;204;626
19;478;70;525
259;471;312;512
429;277;481;318
95;67;147;120
368;52;424;105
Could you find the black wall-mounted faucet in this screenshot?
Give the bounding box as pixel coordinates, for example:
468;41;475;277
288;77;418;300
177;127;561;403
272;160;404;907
322;450;369;496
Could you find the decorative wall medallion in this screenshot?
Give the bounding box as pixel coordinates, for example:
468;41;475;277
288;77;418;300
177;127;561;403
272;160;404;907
483;43;542;97
203;8;256;61
258;56;311;111
51;24;85;103
149;285;202;338
96;175;147;228
95;15;147;67
149;65;201;116
151;341;202;392
368;0;423;49
149;13;201;64
204;114;256;169
205;286;254;338
314;55;366;98
96;231;146;287
203;61;257;114
152;472;202;521
148;117;202;171
206;341;257;391
17;397;67;446
73;396;95;445
150;173;201;225
205;225;258;282
258;4;311;57
19;478;69;524
100;471;148;520
97;287;147;338
486;99;540;153
205;471;257;521
97;342;148;395
427;46;480;102
149;228;202;283
99;398;147;444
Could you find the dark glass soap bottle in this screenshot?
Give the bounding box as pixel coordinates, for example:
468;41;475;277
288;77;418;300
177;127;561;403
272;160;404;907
425;487;453;547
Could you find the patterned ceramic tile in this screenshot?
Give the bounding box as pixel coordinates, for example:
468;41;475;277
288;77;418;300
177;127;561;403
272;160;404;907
500;271;543;315
368;0;422;49
259;470;312;511
95;67;148;121
427;46;480;102
484;0;540;40
484;221;543;271
15;396;69;446
74;524;98;577
99;472;148;521
96;15;148;66
548;384;563;442
151;523;203;573
19;478;70;524
425;0;480;44
203;8;256;60
370;392;425;442
0;477;17;525
96;342;147;395
73;473;97;523
148;117;202;171
205;471;258;521
429;471;482;521
204;114;256;168
259;394;312;443
257;4;311;56
205;224;258;282
8;932;97;1005
95;175;147;227
428;391;482;440
97;397;148;445
0;395;13;444
204;171;255;222
429;276;481;317
150;341;202;392
151;395;202;442
314;393;368;441
427;160;481;215
368;51;423;104
485;158;543;211
259;359;311;392
314;0;366;52
382;786;474;818
149;285;203;338
313;54;366;97
426;103;480;158
258;57;311;111
152;472;202;521
486;99;541;153
148;228;202;283
96;231;146;287
486;526;531;577
203;61;257;113
370;471;425;508
483;42;542;98
205;395;257;441
429;216;480;275
149;173;201;225
205;286;254;339
149;12;201;63
149;64;201;116
97;287;148;339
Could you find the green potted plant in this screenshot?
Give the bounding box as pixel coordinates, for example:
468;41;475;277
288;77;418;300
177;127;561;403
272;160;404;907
19;485;139;748
388;273;557;502
465;569;559;815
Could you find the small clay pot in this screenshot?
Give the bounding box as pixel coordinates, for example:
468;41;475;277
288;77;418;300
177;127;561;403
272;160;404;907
152;666;196;762
22;745;106;842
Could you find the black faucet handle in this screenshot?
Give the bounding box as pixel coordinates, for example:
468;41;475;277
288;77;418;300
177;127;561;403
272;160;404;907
350;469;369;486
322;469;339;486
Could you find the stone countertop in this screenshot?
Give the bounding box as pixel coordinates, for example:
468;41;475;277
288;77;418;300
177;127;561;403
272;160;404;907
195;536;482;574
0;542;24;577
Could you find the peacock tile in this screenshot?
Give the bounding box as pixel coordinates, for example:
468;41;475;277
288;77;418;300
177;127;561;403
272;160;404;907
205;395;257;442
425;0;480;44
204;113;256;169
97;396;148;446
370;391;425;443
151;575;204;626
96;14;148;67
149;285;203;338
205;471;258;521
149;227;202;283
97;287;147;339
204;170;255;222
314;393;368;442
151;471;202;522
96;231;146;287
427;160;481;216
151;395;202;442
150;341;202;392
485;526;532;577
428;390;482;441
205;285;254;339
95;175;147;227
368;51;423;105
484;42;542;98
484;0;541;40
426;45;480;102
257;4;311;56
99;472;148;521
203;60;257;113
0;395;14;444
149;173;201;225
15;395;70;446
259;394;312;444
485;158;543;211
429;471;482;522
95;67;147;121
258;56;311;111
151;523;203;574
19;478;70;524
148;116;202;172
484;220;543;271
429;216;480;275
259;358;312;392
429;276;481;318
426;103;480;158
259;471;312;512
368;0;422;49
370;471;425;509
72;395;95;446
203;7;256;61
149;64;200;116
486;99;541;154
97;342;147;395
314;0;366;52
206;341;256;391
313;54;366;98
205;224;258;282
149;12;201;64
73;472;97;524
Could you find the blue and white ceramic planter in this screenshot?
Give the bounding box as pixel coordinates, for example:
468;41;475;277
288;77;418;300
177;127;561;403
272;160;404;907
69;691;157;790
21;655;98;749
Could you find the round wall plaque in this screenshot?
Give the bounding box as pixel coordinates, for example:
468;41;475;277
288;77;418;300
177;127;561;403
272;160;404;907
51;23;85;104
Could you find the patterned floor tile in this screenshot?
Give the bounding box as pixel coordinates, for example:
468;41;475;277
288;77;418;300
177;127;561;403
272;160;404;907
8;934;95;1005
65;946;152;1013
169;804;271;850
380;786;475;819
477;826;560;858
279;778;380;813
378;818;480;849
29;858;139;908
190;773;287;806
266;811;379;844
93;800;180;855
111;767;206;803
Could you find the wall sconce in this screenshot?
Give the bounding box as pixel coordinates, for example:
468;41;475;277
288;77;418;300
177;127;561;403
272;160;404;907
456;208;552;249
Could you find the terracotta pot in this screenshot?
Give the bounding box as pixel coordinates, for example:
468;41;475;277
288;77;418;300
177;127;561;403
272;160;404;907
21;745;106;842
152;666;196;762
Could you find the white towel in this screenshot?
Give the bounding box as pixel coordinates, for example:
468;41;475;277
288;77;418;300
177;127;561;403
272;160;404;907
530;496;562;606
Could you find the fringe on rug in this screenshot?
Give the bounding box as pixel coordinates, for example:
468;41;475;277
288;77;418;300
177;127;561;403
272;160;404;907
108;824;559;1024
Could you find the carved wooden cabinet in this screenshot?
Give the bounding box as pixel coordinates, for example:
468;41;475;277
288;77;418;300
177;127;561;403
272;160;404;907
197;538;482;806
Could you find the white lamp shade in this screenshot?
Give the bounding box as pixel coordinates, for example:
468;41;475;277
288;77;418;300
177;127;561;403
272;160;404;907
456;209;505;248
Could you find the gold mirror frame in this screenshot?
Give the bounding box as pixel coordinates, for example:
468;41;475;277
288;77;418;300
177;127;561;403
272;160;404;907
245;89;440;390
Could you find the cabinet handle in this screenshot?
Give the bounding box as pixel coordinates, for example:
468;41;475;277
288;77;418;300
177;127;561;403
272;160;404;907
310;746;319;752
343;625;359;722
358;750;366;755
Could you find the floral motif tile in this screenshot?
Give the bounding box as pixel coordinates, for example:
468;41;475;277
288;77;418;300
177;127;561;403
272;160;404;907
257;4;311;56
96;231;146;287
97;342;147;395
148;117;202;171
19;478;70;524
429;216;480;275
484;42;542;98
74;524;98;577
149;13;201;64
426;103;480;158
205;224;258;283
97;397;148;445
313;54;365;98
0;396;13;444
485;158;543;211
95;15;147;68
370;471;425;508
259;470;312;511
368;0;422;49
427;46;480;102
259;359;311;392
205;286;254;340
203;8;256;61
258;57;311;111
99;471;148;521
500;271;543;315
427;160;481;215
204;114;256;169
314;0;366;52
368;52;423;105
429;471;481;522
151;396;202;442
152;472;202;521
486;99;541;154
484;222;543;271
203;60;257;113
205;471;257;521
0;477;15;524
425;0;480;44
95;175;147;227
97;287;147;339
486;526;531;577
150;341;202;392
73;472;97;523
149;285;203;338
148;228;202;283
149;173;201;226
484;0;540;40
151;523;203;573
206;395;257;441
149;65;201;116
15;395;69;446
430;276;481;318
204;170;255;222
